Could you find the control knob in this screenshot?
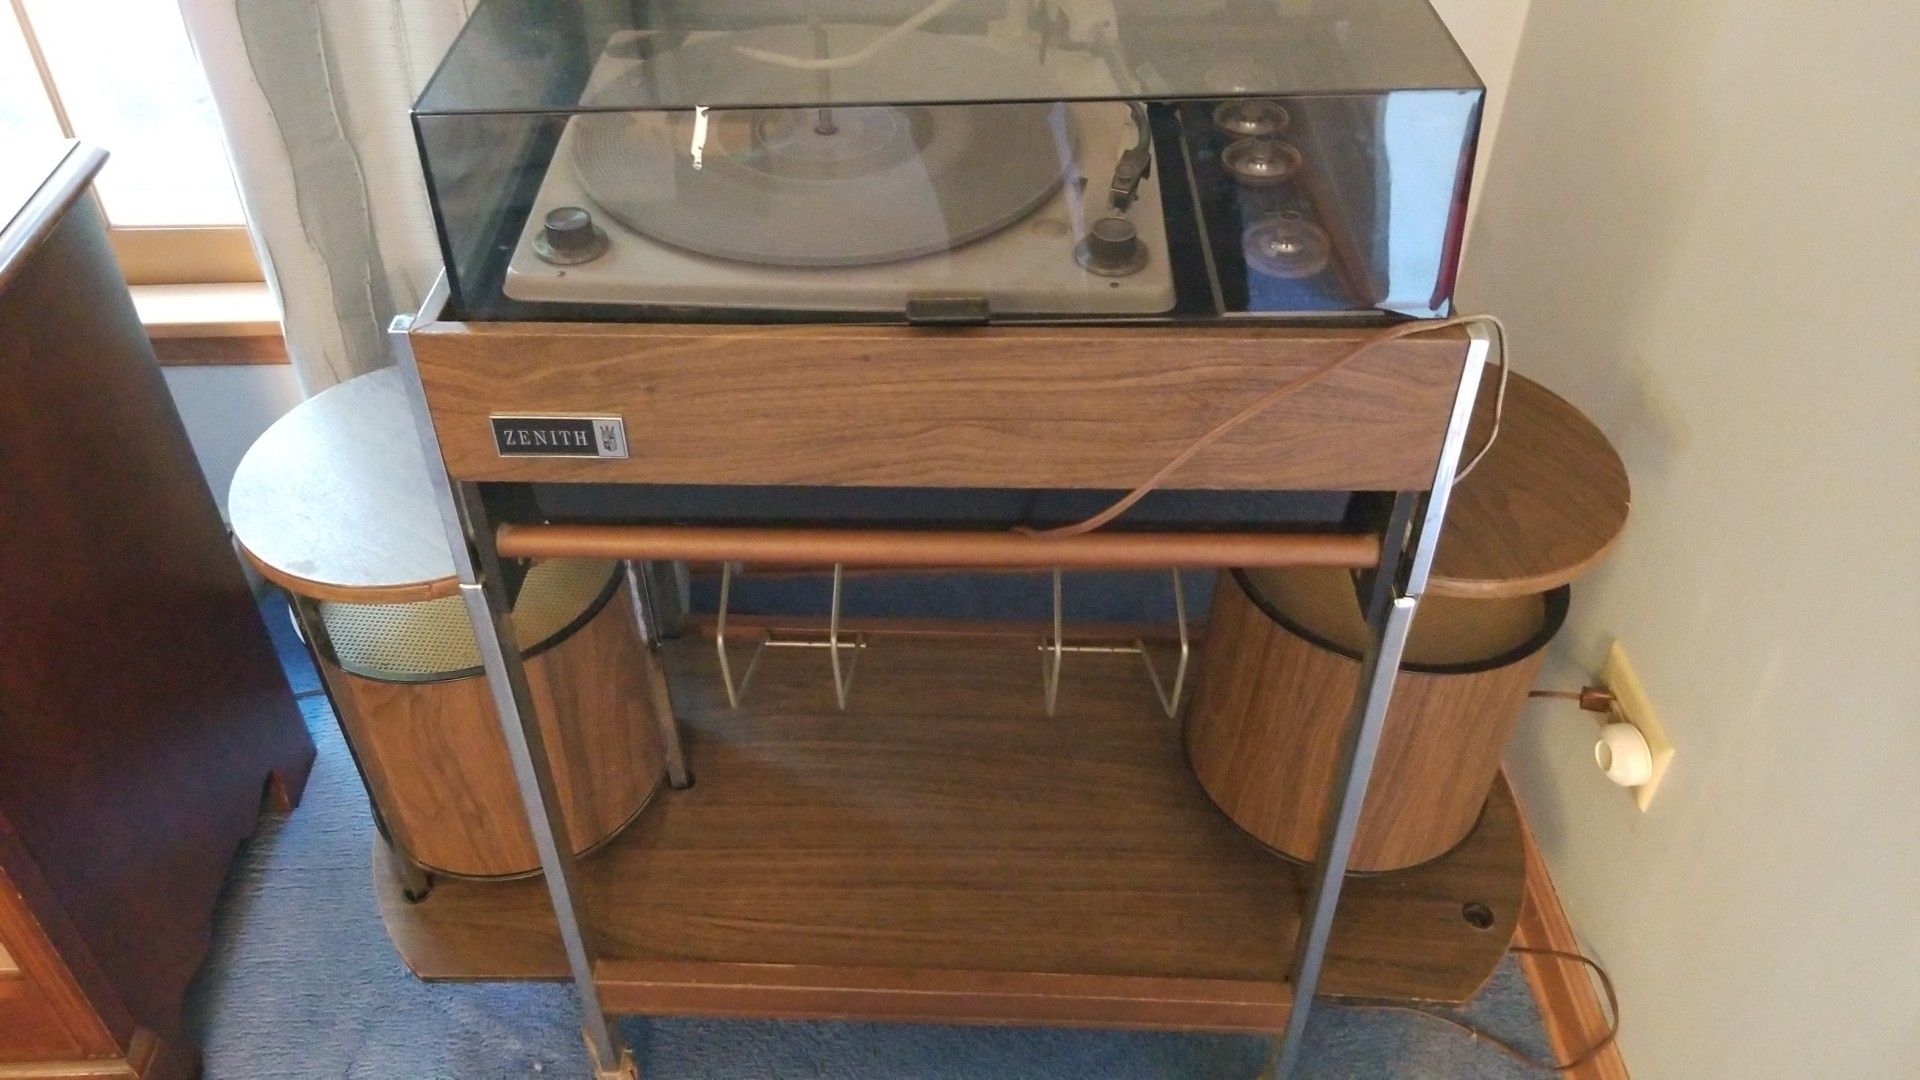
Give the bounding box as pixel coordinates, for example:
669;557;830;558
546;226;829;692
1074;215;1149;277
533;206;609;265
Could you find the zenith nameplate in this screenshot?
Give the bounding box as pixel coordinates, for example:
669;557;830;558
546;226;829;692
491;415;629;459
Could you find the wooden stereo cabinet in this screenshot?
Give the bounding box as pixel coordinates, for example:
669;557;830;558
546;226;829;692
378;287;1524;1079
0;143;316;1078
341;6;1617;1072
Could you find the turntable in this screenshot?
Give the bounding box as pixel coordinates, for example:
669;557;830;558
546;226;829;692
414;0;1484;323
502;27;1176;316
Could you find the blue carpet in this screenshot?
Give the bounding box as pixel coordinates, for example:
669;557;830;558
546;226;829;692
184;596;1555;1078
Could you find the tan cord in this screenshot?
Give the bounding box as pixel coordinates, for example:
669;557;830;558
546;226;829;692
1345;945;1621;1073
1454;314;1510;481
1530;686;1618;712
1018;314;1511;539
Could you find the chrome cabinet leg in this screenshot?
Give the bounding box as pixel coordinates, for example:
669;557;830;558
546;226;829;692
1267;324;1493;1079
625;560;692;789
391;303;635;1079
1267;580;1419;1079
457;486;631;1077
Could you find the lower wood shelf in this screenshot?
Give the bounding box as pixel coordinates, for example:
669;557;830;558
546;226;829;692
375;635;1523;1032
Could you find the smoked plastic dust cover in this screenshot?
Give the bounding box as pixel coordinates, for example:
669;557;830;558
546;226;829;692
414;0;1483;324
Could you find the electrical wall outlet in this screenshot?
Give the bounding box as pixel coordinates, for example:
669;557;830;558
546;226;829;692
1601;642;1675;810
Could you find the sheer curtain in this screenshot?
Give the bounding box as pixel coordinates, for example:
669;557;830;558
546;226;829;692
177;0;472;393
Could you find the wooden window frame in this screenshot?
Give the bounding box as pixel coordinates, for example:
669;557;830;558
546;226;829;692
9;0;262;287
109;225;262;287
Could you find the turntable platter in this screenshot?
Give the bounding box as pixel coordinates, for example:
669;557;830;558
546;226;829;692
570;27;1068;267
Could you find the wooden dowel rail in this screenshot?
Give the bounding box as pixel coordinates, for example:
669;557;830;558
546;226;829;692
494;524;1380;572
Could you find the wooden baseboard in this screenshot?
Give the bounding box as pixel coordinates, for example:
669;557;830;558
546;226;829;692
1513;798;1630;1079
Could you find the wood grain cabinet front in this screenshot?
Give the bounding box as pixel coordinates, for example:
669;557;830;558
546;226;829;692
409;321;1471;490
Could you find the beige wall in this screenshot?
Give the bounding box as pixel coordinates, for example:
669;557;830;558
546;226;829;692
1429;0;1533;229
1459;2;1920;1076
163;365;303;520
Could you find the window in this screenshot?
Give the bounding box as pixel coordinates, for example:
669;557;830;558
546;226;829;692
1;0;259;285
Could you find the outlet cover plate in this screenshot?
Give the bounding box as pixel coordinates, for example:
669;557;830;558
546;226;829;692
1602;641;1675;810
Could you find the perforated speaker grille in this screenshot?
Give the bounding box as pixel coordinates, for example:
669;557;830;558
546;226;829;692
319;559;619;679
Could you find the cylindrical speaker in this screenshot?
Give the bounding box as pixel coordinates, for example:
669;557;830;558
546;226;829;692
1185;567;1566;872
313;559;663;878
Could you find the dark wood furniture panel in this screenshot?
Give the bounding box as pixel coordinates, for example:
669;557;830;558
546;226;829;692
410;321;1468;489
373;637;1525;1028
0;142;315;1078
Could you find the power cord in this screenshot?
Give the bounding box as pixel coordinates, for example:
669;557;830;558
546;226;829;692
1343;945;1621;1073
1019;314;1512;539
1529;686;1617;713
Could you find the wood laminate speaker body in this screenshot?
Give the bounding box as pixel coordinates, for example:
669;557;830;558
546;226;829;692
1186;569;1565;872
316;568;664;878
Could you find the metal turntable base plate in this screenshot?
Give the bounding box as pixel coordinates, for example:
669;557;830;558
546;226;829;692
503;35;1174;316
